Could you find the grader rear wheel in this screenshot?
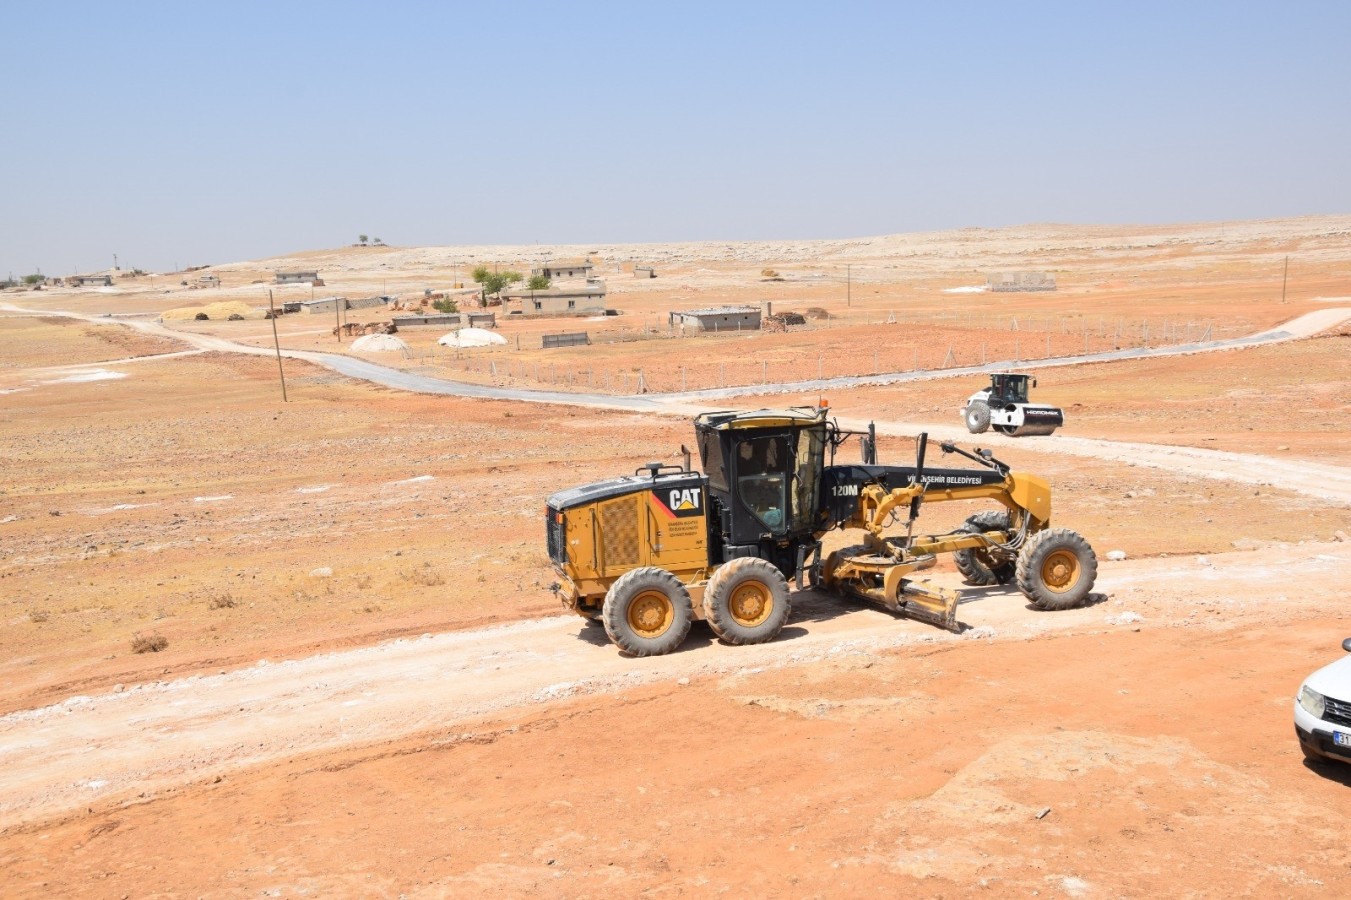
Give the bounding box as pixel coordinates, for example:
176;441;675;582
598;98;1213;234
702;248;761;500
953;510;1016;586
1016;529;1097;610
703;557;792;646
602;567;693;656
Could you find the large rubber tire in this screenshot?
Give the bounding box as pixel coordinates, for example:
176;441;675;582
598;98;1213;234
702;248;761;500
965;401;991;434
602;567;693;656
953;510;1016;585
702;557;792;646
1016;528;1097;610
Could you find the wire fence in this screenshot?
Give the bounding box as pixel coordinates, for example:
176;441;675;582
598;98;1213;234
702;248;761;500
393;313;1232;395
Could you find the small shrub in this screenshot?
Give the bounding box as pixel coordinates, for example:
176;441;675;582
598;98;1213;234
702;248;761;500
401;563;445;587
28;609;50;623
131;632;168;653
209;592;237;609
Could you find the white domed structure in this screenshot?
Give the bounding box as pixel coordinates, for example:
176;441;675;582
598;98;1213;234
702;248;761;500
437;328;507;348
350;333;410;353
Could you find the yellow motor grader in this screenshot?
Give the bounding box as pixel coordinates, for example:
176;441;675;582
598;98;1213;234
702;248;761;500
546;406;1096;656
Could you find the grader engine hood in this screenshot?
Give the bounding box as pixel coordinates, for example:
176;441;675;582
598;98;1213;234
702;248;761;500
545;471;709;577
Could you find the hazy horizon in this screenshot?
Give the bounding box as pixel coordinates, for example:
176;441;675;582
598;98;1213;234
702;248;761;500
4;1;1349;276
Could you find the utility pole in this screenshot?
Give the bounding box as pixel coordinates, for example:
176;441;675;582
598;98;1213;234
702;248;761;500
847;264;851;307
268;291;288;402
1281;255;1289;303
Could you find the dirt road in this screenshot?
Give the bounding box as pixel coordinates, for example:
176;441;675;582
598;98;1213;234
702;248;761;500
6;304;1350;508
2;540;1346;831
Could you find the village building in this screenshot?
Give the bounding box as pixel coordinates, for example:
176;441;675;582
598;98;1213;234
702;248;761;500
987;272;1057;292
669;305;762;332
274;270;320;285
69;274;113;287
530;260;594;282
502;282;607;317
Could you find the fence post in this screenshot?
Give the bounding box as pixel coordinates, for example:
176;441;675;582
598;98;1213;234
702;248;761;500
762;360;767;384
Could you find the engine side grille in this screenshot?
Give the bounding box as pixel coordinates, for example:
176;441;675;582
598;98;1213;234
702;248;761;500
601;499;639;569
1324;694;1351;728
546;505;566;565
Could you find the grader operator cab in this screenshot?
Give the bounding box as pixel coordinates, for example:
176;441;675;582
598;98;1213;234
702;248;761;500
546;406;1096;656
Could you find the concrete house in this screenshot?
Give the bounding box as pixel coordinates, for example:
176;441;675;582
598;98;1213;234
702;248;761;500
988;272;1056;292
503;283;607;317
669;306;762;332
70;274;113;287
275;270;320;285
531;260;594;282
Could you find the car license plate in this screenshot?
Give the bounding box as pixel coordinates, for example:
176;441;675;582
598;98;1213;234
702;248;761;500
1335;732;1351;748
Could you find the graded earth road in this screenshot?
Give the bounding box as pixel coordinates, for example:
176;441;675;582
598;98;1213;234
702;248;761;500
2;541;1346;830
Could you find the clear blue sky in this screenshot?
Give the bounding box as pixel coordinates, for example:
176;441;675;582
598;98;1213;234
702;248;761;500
3;1;1348;276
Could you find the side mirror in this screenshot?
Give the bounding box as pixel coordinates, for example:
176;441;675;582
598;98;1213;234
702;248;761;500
1343;637;1351;653
1032;377;1038;387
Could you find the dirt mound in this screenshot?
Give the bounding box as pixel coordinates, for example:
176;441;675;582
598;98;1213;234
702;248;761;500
163;301;260;321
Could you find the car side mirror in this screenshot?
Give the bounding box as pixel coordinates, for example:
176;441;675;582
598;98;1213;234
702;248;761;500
1343;637;1351;653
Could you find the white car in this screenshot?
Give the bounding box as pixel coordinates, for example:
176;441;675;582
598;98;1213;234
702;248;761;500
1294;637;1351;765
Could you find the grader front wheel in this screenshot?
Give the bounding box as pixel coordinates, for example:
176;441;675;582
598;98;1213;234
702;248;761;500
703;557;791;646
602;567;693;656
1016;529;1097;610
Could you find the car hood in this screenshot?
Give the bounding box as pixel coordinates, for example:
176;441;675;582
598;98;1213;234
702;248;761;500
1303;652;1351;700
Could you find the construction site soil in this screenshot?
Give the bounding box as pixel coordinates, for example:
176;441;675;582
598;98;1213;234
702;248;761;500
2;216;1350;896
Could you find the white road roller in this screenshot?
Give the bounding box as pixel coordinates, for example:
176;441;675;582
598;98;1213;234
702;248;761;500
962;372;1064;437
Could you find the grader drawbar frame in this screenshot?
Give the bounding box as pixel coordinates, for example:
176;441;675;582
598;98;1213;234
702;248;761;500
813;430;1050;632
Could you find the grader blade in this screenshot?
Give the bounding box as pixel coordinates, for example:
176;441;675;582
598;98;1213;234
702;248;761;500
897;580;961;632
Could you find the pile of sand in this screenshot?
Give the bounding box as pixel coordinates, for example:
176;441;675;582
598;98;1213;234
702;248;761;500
438;328;507;348
162;301;260;321
350;334;410;353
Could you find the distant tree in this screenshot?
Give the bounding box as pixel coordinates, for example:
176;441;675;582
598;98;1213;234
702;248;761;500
373;237;384;245
432;297;458;313
22;273;43;285
527;274;551;291
471;266;522;302
358;234;369;245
